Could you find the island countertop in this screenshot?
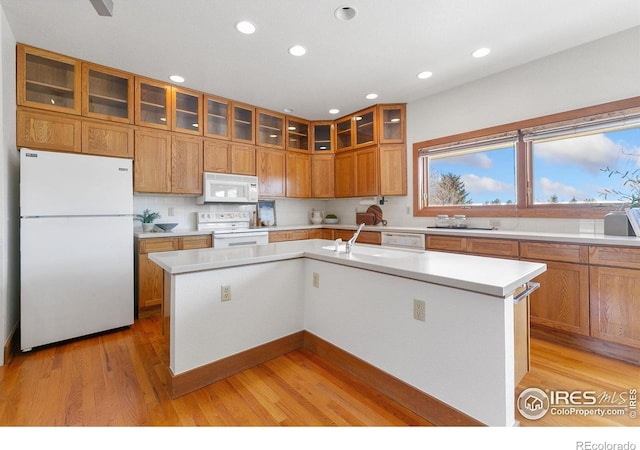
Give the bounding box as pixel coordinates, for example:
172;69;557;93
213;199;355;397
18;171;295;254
149;239;546;298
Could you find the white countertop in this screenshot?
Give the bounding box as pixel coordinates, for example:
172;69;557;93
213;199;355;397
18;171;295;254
149;239;546;298
136;222;640;247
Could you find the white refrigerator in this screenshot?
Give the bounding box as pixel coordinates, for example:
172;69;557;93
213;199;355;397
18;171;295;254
20;148;134;351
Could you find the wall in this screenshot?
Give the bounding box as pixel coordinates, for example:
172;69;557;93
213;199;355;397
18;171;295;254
400;26;640;231
0;4;17;366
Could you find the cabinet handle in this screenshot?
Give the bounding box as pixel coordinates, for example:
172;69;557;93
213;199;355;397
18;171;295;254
513;282;540;304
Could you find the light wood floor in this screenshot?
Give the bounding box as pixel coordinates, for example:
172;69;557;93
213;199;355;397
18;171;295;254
0;315;638;426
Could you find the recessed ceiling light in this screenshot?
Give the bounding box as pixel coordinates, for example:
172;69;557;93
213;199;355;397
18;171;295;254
235;21;256;34
335;6;357;21
329;109;340;115
169;75;185;83
472;47;491;58
288;45;306;56
365;93;378;100
283;107;294;113
417;71;433;79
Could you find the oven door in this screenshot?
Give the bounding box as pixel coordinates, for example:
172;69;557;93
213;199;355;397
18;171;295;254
213;231;269;248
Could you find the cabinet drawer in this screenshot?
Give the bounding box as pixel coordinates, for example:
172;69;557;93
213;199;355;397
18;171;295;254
467;238;518;258
138;238;179;254
308;229;324;239
180;235;212;249
589;246;640;269
426;235;466;253
269;229;309;243
333;229;381;245
520;241;588;264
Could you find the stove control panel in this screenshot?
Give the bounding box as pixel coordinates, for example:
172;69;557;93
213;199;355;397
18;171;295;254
197;211;250;224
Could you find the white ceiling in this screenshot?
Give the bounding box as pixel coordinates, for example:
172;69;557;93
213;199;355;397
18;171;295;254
2;0;639;120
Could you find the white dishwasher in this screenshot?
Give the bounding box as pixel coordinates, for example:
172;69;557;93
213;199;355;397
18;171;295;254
380;232;426;251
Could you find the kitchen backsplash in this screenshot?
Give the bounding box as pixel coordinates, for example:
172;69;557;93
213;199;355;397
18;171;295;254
133;194;605;234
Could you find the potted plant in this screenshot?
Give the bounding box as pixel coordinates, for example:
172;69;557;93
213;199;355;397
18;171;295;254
324;213;339;224
135;209;161;232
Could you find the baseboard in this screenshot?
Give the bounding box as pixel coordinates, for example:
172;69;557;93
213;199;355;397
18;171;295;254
167;329;483;425
169;331;305;398
302;331;483;426
531;326;640;366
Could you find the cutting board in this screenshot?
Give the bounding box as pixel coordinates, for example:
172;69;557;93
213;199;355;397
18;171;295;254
366;205;385;225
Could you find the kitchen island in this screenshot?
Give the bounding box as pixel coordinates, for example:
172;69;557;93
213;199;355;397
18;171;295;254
149;239;546;426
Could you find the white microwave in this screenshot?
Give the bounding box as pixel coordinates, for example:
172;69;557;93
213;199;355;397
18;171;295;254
196;173;259;204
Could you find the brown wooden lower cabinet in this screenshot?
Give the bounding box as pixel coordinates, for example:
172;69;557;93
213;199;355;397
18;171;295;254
136;235;211;315
590;265;640;349
520;242;591;336
528;261;590;336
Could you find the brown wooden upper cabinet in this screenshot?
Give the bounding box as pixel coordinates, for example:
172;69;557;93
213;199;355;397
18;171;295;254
378;104;405;143
204;95;231;140
172;86;202;136
335;115;353;152
312;121;334;153
135;77;172;131
82;63;134;124
257;109;285;149
231;102;255;144
17;44;82;115
286;116;310;152
354;107;376;148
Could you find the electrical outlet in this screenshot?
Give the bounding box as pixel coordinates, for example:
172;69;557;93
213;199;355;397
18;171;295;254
413;298;425;322
313;272;319;288
221;285;231;302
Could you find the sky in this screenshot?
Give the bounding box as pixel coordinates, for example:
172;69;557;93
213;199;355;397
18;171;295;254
429;127;640;205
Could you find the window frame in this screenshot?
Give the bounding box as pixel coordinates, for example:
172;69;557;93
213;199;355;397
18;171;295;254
412;97;640;219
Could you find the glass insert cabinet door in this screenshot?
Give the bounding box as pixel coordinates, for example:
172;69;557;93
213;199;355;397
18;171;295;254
172;87;202;135
378;104;406;143
257;109;284;148
312;122;334;152
18;44;82;114
135;77;171;130
287;117;310;151
205;95;231;139
355;108;375;146
336;116;352;151
82;63;133;123
232;103;255;143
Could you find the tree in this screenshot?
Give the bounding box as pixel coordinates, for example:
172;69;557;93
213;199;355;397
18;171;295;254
429;171;471;205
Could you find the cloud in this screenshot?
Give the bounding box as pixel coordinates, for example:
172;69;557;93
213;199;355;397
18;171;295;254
462;174;512;193
444;153;493;169
537;177;583;199
534;133;640;175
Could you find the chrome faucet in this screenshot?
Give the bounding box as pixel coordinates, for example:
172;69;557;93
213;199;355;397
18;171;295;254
346;223;365;254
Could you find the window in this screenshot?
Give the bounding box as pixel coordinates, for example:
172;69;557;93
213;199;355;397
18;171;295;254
425;141;517;207
414;99;640;218
418;132;518;210
526;119;640;206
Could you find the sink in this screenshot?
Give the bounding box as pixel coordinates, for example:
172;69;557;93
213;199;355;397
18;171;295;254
321;244;408;258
